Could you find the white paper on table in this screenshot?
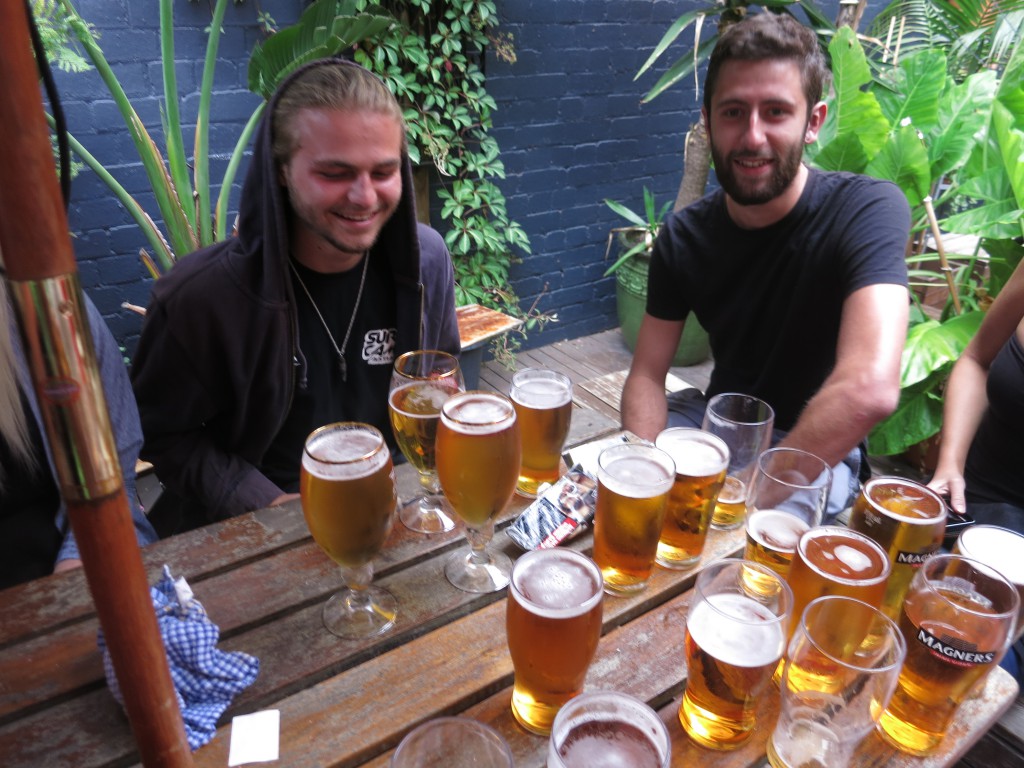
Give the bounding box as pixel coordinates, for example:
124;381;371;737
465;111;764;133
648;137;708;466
228;710;280;766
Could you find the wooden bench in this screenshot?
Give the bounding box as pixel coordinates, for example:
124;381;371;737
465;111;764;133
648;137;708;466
455;303;521;389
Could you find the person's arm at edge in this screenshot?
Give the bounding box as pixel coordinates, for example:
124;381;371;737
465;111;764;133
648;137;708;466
621;314;685;442
55;298;158;572
778;282;908;466
929;260;1024;512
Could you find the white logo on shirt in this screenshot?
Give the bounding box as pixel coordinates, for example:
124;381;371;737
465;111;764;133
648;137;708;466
363;328;396;365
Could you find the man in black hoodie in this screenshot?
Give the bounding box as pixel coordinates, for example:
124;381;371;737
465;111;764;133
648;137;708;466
132;60;459;533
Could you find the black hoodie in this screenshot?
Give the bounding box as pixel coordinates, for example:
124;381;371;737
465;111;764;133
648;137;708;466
131;59;459;523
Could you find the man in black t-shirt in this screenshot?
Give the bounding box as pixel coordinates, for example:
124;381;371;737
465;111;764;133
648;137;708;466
621;13;910;516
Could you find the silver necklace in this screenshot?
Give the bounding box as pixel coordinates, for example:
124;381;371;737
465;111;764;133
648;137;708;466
288;254;369;383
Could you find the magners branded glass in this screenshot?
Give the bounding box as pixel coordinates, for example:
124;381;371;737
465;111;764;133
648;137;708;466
848;476;947;620
506;548;603;734
878;554;1019;756
653;428;729;569
953;524;1024;643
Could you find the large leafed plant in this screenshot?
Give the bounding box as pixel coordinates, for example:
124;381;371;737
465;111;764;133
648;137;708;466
806;27;1024;456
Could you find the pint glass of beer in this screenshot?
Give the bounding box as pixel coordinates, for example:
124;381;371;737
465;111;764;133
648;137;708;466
653;428;729;569
391;717;513;768
509;368;573;497
547;691;671;768
768;596;906;768
436;391;521;593
744;447;831;580
878;554;1019;756
848;476;947;620
506;548;604;734
701;393;774;530
592;443;675;595
301;423;398;638
389;350;464;534
680;559;793;749
954;525;1024;643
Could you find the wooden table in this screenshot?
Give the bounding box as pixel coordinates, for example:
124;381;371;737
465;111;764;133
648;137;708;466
0;443;1018;767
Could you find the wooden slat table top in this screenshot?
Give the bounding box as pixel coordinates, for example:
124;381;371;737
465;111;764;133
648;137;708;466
0;434;1018;766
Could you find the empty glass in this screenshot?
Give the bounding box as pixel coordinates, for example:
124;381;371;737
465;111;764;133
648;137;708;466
391;717;513;767
701;392;774;530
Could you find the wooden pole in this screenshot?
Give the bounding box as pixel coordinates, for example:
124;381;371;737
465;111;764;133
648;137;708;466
0;3;192;766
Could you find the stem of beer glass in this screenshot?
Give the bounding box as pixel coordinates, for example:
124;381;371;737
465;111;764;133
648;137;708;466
419;470;441;494
466;520;495;564
342;562;374;597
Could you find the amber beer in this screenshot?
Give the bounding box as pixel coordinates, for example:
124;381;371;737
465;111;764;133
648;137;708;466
878;555;1019;756
654;428;729;569
954;525;1024;642
849;477;947;619
592;443;675;595
711;476;747;529
510;369;573;497
787;526;891;633
388;380;454;474
507;549;603;734
680;560;792;749
300;425;396;568
745;510;810;578
435;391;520;528
547;691;671;768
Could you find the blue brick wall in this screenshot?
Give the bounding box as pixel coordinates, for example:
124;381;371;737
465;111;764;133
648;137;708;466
48;0;848;355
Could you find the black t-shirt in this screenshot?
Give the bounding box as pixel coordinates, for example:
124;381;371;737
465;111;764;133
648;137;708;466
0;388;62;589
261;255;397;492
965;332;1024;508
647;169;909;430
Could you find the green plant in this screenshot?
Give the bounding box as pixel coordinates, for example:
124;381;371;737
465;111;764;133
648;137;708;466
49;0;393;276
808;27;1024;455
350;0;551;362
602;188;672;276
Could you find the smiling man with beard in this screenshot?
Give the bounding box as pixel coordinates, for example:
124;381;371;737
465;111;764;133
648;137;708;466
131;60;459;533
622;12;911;518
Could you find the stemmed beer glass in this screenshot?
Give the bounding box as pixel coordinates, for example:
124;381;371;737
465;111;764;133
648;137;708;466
388;350;464;533
300;423;398;638
436;391;521;593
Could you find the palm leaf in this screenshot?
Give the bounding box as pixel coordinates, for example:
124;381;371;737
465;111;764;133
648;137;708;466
247;0;394;99
641;36;718;103
635;7;717;79
928;70;997;181
865;124;931;208
874;49;946;133
900;312;984;389
822;27;889;156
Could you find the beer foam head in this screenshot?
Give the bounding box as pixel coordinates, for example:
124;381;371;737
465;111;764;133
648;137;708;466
598;445;674;498
303;423;389;479
512;549;603;618
511;370;572;409
748;509;808;552
687;593;785;667
958;526;1024;585
864;477;946;523
655;429;728;477
389;380;452;416
800;526;889;584
440;391;516;434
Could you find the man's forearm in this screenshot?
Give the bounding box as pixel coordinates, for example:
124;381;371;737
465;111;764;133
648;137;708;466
621;373;669;442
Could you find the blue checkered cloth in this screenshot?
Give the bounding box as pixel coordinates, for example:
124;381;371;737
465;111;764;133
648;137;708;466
98;566;260;750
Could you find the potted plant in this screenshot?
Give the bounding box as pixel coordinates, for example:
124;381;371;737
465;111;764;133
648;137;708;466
603;188;710;366
804;26;1024;464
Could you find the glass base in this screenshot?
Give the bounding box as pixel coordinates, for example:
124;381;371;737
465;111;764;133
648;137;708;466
445;547;511;593
322;586;397;639
399;494;456;534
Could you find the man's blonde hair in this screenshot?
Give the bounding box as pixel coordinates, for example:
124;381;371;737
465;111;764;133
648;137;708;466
271;61;406;166
0;276;39;486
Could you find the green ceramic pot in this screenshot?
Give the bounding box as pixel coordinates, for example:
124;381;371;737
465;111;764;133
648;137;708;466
614;248;709;366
